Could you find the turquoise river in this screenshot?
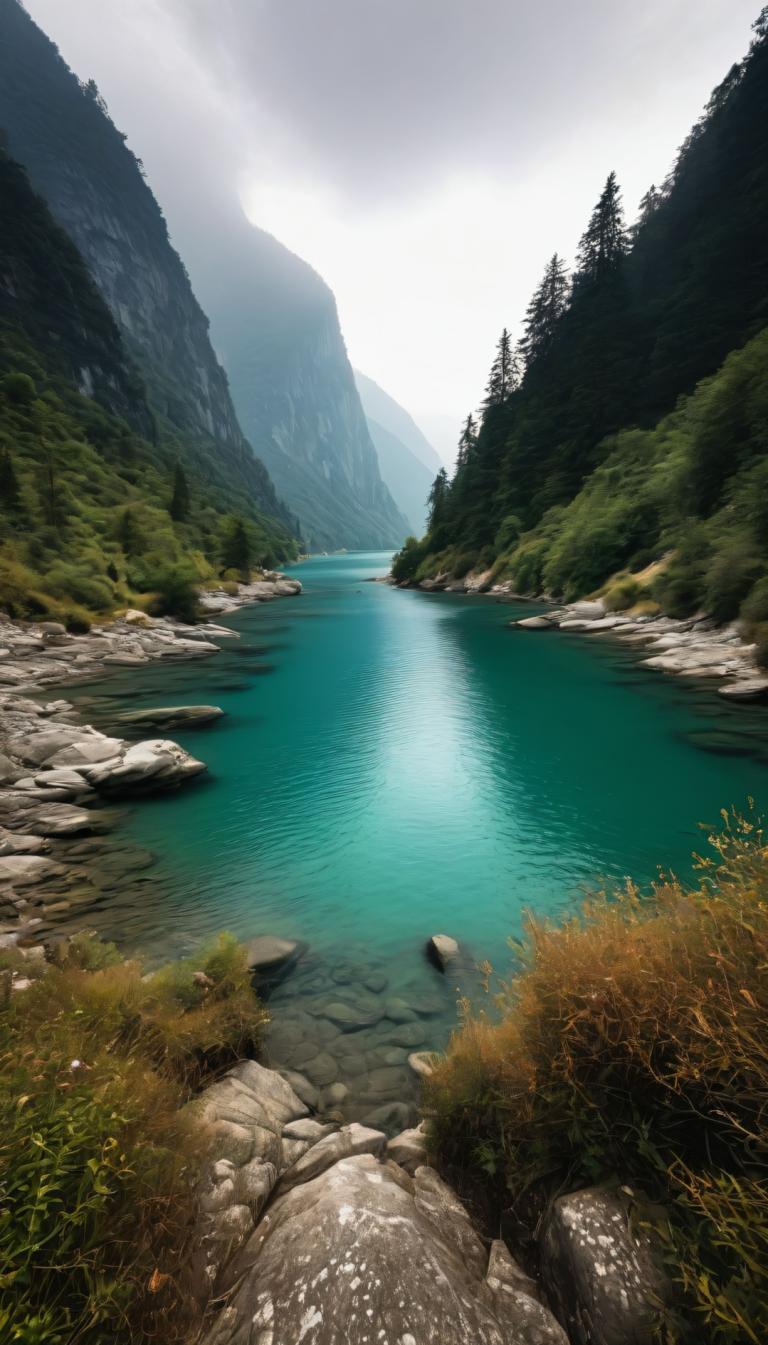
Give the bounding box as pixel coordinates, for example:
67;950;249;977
65;552;768;1115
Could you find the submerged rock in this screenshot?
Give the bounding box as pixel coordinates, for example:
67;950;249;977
114;705;225;730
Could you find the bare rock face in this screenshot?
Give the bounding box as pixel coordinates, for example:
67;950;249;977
204;1155;568;1345
541;1187;669;1345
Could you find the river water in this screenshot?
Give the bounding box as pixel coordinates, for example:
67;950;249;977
65;552;768;1121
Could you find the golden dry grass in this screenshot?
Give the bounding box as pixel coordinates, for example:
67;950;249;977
427;809;768;1343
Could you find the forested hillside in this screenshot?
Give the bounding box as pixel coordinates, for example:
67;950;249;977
0;149;296;624
396;9;768;639
0;0;294;535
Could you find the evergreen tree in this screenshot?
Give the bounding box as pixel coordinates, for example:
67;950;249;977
454;414;478;475
427;467;450;533
0;448;21;513
575;172;628;282
168;462;190;522
521;254;570;365
631;185;663;239
222;517;252;579
482;328;519;414
117;506;141;557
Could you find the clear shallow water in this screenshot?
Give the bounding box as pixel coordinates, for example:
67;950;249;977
65;552;768;1118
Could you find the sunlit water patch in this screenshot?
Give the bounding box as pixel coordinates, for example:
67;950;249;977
63;553;768;1124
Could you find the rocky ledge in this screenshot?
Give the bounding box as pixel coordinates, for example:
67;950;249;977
513;598;768;701
0;575;301;960
181;1055;667;1345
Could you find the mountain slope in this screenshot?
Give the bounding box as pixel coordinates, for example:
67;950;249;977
398;10;768;637
354;371;443;474
365;418;434;536
177;211;410;552
0;0;292;532
0;147;295;623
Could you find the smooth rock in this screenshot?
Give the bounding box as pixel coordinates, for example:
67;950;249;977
243;934;300;974
408;1049;439;1078
26;804;94;836
319;999;383;1031
516;615;558;630
426;932;459;970
206;1156;567;1345
541;1187;669;1345
0;855;64;884
387;1122;429;1174
277;1123;386;1194
115;704;225;729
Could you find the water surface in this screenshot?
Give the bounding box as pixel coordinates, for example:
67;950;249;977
64;552;768;1115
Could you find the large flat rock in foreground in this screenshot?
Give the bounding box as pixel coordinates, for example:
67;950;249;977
204;1154;567;1345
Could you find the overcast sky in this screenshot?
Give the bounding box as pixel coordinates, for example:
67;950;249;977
27;0;760;461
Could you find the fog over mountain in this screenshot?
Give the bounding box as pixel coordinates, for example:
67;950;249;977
23;0;758;435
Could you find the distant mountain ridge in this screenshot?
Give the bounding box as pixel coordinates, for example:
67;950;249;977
175;210;411;552
354;371;443;475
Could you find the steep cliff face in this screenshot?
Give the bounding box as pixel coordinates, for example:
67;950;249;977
0;144;149;436
0;0;290;526
176;213;410;552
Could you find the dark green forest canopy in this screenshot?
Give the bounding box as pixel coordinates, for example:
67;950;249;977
401;9;768;634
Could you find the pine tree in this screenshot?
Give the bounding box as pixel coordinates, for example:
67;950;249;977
521;254;570;366
576;172;628;283
169;462;190;522
222;517;252;579
454;414;478;475
0;448;21;513
427;467;450;533
117;506;141;557
632;185;663;237
482;328;519;414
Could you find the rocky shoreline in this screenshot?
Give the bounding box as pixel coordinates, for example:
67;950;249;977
513;598;768;701
181;1052;667;1345
393;573;768;702
0;574;301;970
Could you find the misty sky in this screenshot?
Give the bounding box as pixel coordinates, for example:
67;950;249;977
26;0;760;462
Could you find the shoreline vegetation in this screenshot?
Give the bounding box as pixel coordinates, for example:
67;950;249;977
2;810;765;1342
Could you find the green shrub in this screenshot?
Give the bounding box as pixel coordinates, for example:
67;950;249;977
1;371;35;405
740;577;768;626
146;566;200;623
391;536;427;582
426;810;768;1344
703;545;762;625
0;932;266;1343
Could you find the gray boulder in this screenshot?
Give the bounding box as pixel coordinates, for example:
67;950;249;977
243;934;301;976
387;1122;429;1174
276;1123;385;1194
541;1187;669;1345
426;932;459;970
205;1156;568;1345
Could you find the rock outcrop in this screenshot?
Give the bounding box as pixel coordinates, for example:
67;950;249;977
541;1187;668;1345
203;1150;568;1345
